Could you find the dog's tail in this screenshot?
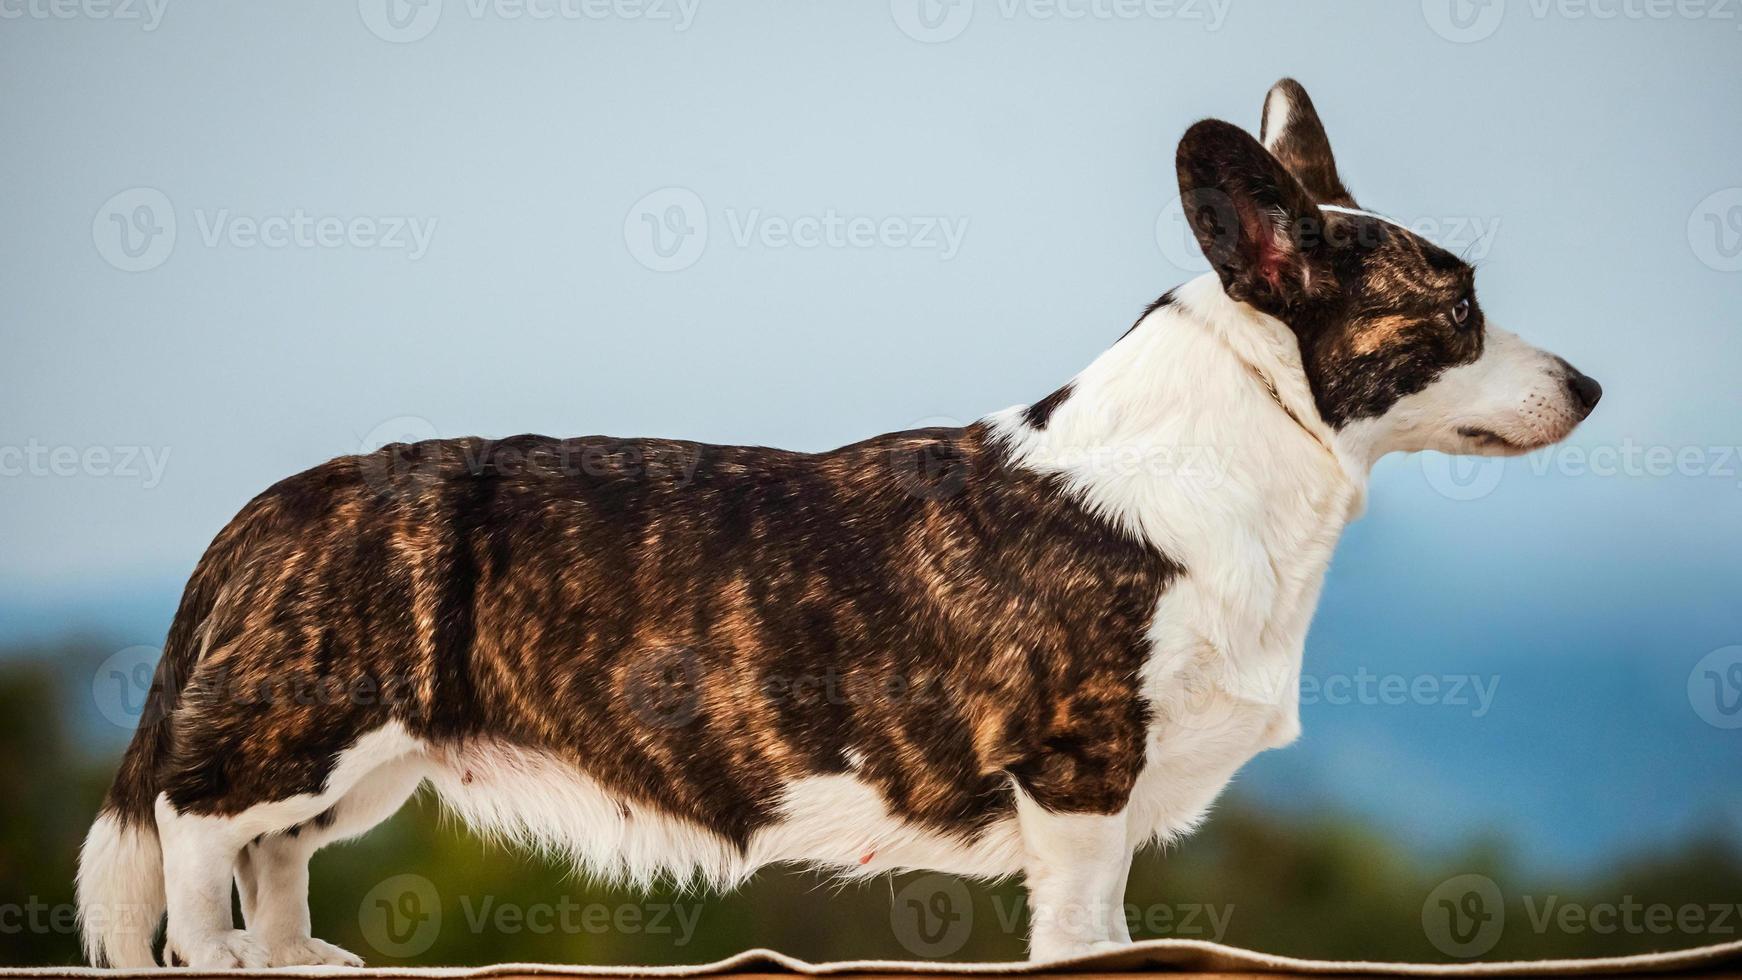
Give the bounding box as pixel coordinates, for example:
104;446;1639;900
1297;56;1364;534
77;503;261;966
77;632;196;967
76;807;166;967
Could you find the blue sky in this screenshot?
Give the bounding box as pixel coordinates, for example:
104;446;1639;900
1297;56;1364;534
3;1;1738;872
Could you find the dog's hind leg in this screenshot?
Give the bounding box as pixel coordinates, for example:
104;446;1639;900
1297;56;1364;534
240;754;428;966
156;795;278;968
156;664;424;971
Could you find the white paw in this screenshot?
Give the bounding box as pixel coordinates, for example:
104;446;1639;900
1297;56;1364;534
267;936;366;967
167;929;270;968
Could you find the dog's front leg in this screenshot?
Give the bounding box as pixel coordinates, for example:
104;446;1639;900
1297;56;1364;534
1015;790;1131;961
1108;852;1133;943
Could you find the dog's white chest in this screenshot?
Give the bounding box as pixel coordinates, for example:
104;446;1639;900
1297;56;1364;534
1124;611;1295;843
1124;490;1350;844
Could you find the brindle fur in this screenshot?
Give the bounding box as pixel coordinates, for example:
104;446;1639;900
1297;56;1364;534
109;426;1178;847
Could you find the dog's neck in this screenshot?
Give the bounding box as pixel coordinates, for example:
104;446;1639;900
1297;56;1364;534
1167;275;1370;485
988;273;1370;551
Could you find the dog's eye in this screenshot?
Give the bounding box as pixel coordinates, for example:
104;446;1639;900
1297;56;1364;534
1451;297;1474;329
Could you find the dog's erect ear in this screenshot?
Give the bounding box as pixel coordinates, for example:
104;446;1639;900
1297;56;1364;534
1258;78;1357;209
1176;119;1330;317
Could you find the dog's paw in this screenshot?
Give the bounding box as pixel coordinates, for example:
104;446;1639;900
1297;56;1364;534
166;929;270;968
267;936;366;967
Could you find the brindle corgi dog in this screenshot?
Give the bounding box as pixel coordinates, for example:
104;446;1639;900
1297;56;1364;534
78;79;1599;966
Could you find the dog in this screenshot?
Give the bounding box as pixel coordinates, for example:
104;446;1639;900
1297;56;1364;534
77;78;1600;967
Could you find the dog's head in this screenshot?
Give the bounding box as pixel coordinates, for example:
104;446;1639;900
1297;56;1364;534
1175;79;1600;458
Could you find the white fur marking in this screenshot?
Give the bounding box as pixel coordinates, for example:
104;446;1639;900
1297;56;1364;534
76;813;164;968
428;742;1026;891
1261;87;1293;149
1015;790;1129;960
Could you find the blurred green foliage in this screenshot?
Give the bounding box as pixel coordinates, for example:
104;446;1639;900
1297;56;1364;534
4;644;1737;967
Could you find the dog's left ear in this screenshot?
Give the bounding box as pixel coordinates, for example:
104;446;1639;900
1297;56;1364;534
1176;119;1331;317
1259;78;1358;209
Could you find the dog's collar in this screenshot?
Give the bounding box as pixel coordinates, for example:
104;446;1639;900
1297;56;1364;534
1242;355;1369;521
1238;358;1337;460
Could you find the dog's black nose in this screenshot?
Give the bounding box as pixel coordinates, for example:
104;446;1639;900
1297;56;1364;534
1566;370;1602;415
